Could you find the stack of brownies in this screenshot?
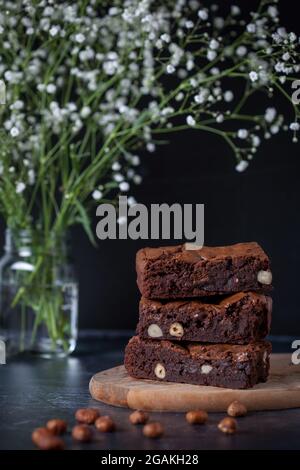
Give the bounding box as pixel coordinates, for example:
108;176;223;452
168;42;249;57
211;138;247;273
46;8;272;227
125;242;273;389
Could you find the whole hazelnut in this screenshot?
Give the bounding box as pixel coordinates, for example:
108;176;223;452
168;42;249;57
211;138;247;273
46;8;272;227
154;363;166;379
143;422;164;439
169;322;184;338
186;410;208;425
227;401;247;417
75;408;99;424
218;417;237;434
32;427;65;450
147;324;163;338
129;410;149;425
46;419;67;435
257;270;272;285
95;416;115;432
72;424;93;442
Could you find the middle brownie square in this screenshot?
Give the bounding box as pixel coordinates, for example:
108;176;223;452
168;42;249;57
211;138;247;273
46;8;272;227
136;292;272;345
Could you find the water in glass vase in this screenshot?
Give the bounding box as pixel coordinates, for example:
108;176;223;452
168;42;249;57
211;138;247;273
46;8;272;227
0;229;78;358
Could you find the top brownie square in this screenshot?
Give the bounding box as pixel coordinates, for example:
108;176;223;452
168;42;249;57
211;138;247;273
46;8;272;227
136;242;272;299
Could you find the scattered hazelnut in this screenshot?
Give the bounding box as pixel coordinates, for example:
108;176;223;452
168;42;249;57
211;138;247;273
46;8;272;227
169;322;184;338
143;422;164;438
147;324;163;338
129;410;149;425
186;410;208;425
154;362;166;379
75;408;99;424
46;419;67;435
201;364;213;374
95;416;115;432
32;427;65;450
72;424;93;442
257;270;272;285
218;417;237;434
227;401;247;417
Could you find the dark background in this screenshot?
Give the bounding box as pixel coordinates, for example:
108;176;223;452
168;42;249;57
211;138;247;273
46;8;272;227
0;1;299;336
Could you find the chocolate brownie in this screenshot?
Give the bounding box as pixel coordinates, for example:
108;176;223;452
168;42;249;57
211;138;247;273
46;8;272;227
137;292;272;344
136;242;272;299
124;336;271;389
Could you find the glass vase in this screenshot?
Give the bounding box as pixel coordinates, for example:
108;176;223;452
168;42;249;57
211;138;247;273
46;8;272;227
0;229;78;358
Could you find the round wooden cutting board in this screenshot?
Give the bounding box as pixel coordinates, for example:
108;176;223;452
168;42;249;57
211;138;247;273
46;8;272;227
89;354;300;412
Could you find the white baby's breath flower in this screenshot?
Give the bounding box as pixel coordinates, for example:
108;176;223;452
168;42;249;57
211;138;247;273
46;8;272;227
290;122;300;131
10;100;24;110
166;64;175;74
128;196;137;207
207;50;217;61
112;162;121;171
275;62;284;73
252;135;261;147
10;126;20;137
108;7;119;16
119;181;130;192
224;90;234;102
237;129;248;139
186;115;196;126
28;169;35;185
75;33;85;44
16;181;26;194
198;9;208;20
249;71;258;82
214;17;224;29
49;26;60;37
161;33;170;43
133;174;142;185
113;173;124;183
282;52;290;62
175;92;184;101
185;21;194;29
37;83;46;92
268;6;278;18
46;83;56;94
131;155;140;166
231;6;241;16
247;23;256;33
271;124;279;134
80;106;91;118
235;160;249;172
265;107;277;123
236;46;247;57
92;189;103;200
146;142;155;153
209;39;219;50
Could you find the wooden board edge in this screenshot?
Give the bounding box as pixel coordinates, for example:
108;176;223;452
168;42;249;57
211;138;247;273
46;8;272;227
126;388;300;412
89;374;129;408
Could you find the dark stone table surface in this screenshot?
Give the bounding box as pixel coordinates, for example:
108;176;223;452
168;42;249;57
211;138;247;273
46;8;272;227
0;332;299;451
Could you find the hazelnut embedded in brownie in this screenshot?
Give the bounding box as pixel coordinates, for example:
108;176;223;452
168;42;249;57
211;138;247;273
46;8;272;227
124;336;272;389
137;292;272;344
136;242;272;299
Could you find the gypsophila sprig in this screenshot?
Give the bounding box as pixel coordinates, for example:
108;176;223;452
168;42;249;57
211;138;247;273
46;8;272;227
0;1;299;239
0;1;299;349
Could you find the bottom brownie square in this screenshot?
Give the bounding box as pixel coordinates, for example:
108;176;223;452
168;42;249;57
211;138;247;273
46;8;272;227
124;336;271;389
